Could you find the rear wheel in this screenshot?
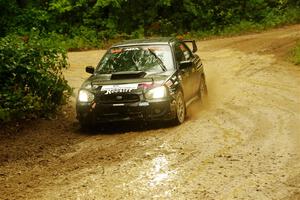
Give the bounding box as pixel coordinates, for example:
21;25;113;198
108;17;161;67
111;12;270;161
173;91;186;125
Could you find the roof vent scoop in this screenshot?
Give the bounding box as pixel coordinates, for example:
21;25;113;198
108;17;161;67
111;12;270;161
111;71;146;80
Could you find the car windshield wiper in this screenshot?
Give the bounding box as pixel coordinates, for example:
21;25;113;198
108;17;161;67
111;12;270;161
148;48;167;72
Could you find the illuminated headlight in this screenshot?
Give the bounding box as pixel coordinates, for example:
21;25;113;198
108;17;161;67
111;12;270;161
145;86;167;99
78;90;94;102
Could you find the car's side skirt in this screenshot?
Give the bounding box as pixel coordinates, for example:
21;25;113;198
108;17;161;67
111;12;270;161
186;95;199;107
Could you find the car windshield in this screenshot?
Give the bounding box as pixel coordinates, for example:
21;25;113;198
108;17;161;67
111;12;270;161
96;45;173;74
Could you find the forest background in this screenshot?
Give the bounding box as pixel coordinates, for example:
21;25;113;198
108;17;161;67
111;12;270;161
0;0;299;121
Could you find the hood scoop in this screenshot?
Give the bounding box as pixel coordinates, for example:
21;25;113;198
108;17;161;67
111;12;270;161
111;71;146;80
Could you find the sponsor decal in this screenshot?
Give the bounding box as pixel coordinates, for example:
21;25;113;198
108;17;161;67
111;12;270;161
124;47;140;51
110;48;123;54
139;102;149;107
113;103;125;107
101;84;138;94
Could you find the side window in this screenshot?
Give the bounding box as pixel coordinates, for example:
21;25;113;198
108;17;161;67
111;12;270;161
180;43;192;60
174;42;192;63
174;43;185;63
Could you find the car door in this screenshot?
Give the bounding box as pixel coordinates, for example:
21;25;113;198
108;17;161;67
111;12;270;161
180;41;201;97
174;42;193;101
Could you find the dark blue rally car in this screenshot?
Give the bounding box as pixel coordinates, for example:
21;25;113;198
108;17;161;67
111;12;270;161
76;37;207;127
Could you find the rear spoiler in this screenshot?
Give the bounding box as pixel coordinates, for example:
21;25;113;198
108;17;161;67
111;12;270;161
183;40;198;53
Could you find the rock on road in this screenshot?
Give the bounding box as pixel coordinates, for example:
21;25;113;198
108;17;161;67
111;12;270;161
0;25;300;200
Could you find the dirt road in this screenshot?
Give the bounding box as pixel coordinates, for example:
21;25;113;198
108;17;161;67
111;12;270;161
1;25;300;200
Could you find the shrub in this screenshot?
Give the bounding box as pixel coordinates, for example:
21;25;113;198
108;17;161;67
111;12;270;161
292;43;300;65
0;33;72;121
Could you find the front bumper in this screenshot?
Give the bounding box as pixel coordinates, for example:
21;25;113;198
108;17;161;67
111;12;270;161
76;98;176;124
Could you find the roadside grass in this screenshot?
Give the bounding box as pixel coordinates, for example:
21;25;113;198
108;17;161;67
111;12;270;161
292;43;300;65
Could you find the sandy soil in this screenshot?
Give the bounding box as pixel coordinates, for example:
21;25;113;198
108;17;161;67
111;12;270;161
0;25;300;200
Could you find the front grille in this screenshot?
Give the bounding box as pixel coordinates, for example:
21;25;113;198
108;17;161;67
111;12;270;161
97;93;140;104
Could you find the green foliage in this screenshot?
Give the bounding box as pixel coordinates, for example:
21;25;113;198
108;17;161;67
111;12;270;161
262;7;300;27
1;0;299;50
0;32;72;121
187;6;300;39
0;1;20;36
49;0;75;13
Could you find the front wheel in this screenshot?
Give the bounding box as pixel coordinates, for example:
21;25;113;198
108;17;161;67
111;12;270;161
173;91;186;125
78;117;95;130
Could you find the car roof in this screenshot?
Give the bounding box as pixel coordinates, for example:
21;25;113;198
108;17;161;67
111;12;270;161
112;37;178;47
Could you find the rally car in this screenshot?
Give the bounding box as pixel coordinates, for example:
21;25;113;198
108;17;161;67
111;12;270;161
76;37;207;127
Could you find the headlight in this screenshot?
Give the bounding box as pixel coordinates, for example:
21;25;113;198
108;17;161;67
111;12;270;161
145;86;167;99
78;90;94;102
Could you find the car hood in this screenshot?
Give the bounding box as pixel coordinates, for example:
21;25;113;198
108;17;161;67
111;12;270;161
82;70;175;89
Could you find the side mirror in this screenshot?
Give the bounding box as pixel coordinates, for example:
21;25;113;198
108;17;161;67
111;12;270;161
86;66;95;74
179;60;192;70
192;41;198;53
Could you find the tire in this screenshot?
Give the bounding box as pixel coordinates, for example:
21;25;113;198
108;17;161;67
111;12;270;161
198;75;208;102
79;118;94;130
173;91;186;125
